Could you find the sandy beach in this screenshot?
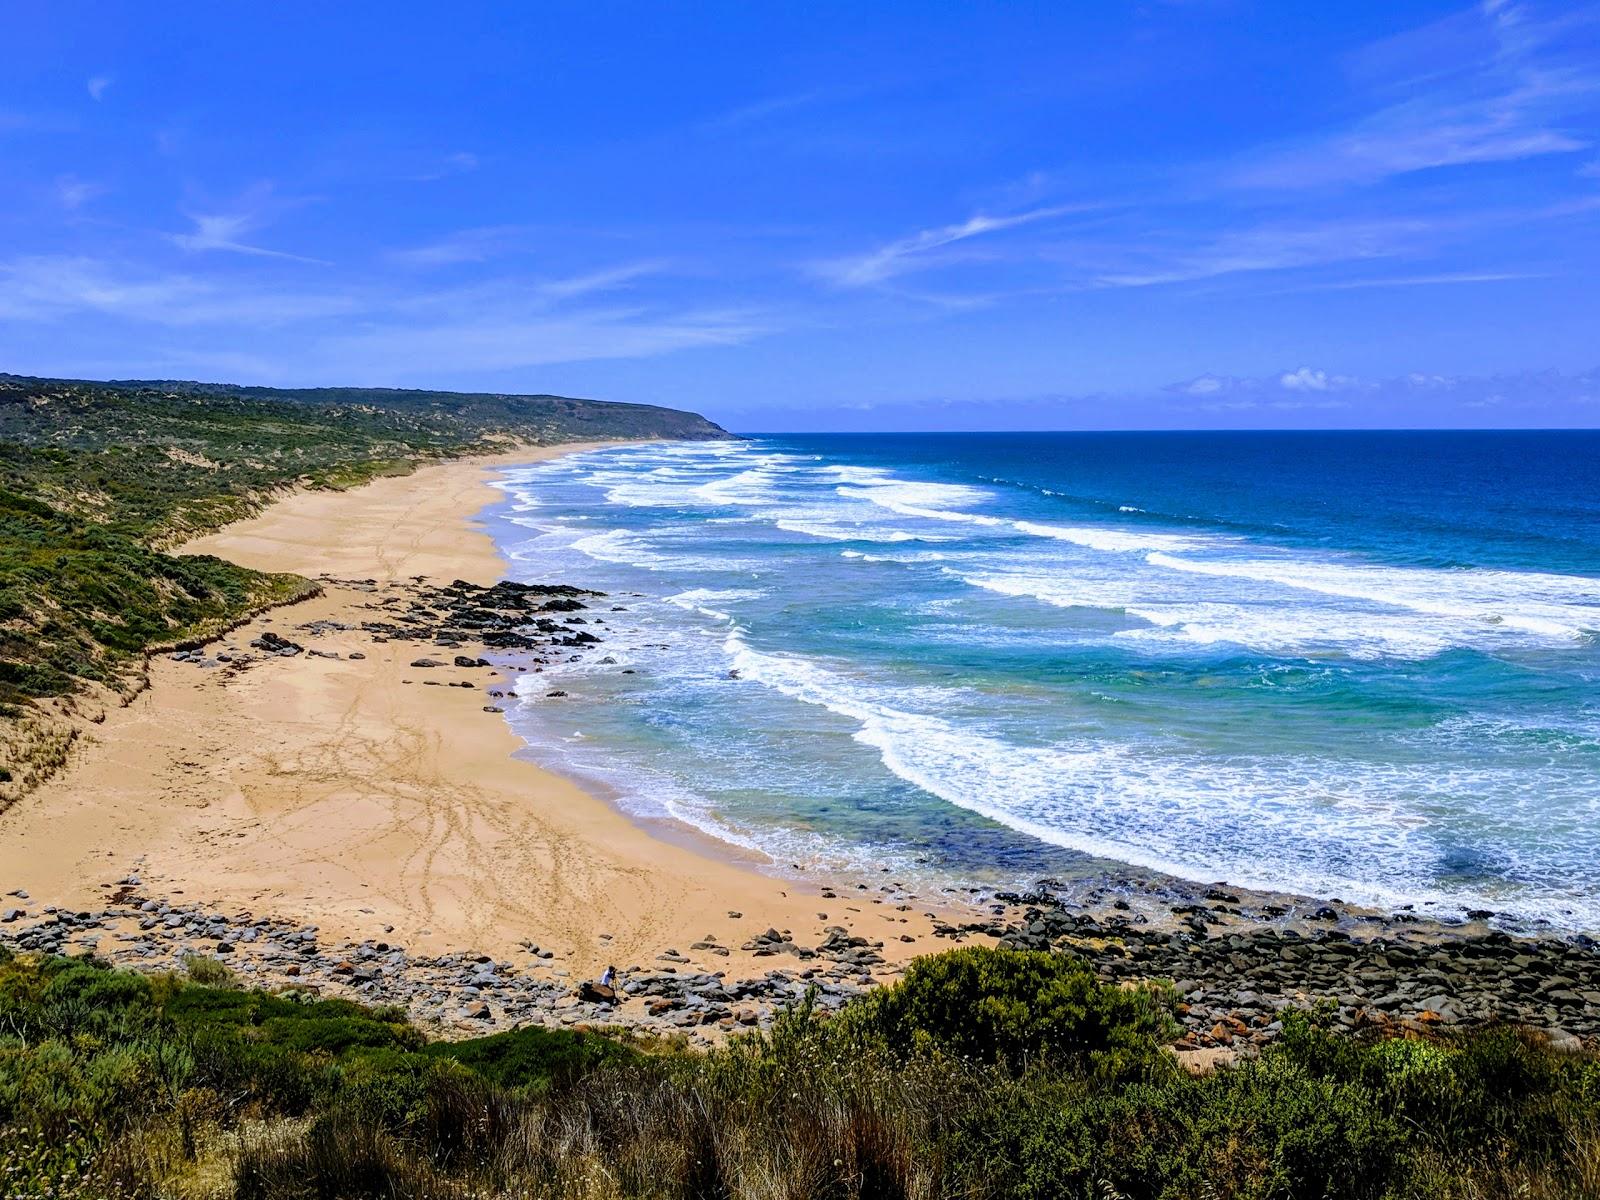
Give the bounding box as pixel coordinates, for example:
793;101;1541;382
0;442;955;989
2;440;1594;1055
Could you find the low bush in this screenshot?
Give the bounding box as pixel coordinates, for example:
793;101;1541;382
0;947;1594;1198
180;953;235;987
840;945;1173;1074
423;1021;638;1091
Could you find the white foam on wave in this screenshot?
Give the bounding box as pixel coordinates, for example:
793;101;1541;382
824;459;1597;653
962;570;1468;659
1115;603;1459;660
1146;553;1600;642
836;482;1007;527
845;549;952;564
824;464;895;485
664;587;767;622
534;441;805;510
691;456;801;506
838;478;1220;554
960;572;1138;613
514;441;1600;666
1414;713;1600;756
720;632;1600;924
568;528;751;573
1014;521;1211;554
775;519;949;544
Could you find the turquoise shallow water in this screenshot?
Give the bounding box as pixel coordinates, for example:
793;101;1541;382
484;432;1600;930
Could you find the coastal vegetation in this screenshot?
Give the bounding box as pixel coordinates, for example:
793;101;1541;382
0;372;725;796
0;944;1595;1199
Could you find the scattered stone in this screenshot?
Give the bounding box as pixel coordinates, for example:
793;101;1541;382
250;631;303;656
578;981;617;1005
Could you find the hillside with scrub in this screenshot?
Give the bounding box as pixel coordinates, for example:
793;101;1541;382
0;372;727;799
0;944;1595;1199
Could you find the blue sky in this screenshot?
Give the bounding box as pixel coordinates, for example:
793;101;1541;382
3;2;1599;430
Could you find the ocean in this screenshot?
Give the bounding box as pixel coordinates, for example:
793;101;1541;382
484;432;1600;931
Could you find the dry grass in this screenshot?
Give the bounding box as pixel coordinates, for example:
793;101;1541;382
0;705;79;808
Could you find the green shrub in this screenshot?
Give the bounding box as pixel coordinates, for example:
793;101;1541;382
423;1022;638;1092
256;1013;422;1056
188;1029;324;1117
841;946;1172;1074
41;960;153;1010
948;1050;1407;1200
181;954;235;988
0;948;1595;1198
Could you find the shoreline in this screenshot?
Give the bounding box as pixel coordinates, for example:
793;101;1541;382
0;439;1593;1049
0;442;968;993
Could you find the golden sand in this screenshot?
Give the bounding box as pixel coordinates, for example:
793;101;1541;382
0;444;957;979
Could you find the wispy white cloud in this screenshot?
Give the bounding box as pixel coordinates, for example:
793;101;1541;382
1231;1;1599;188
385;225;530;268
56;175;104;211
701;90;830;132
799;6;1597;305
170;211;313;260
168;186;325;262
1159;363;1600;420
814;205;1092;287
1275;269;1547;292
535;261;667;300
1091;216;1437;288
0;253;768;382
406;151;480;182
1087;188;1599;290
0;256;355;325
0;109;74;134
380;263;670;316
87;76;113;101
315;306;764;379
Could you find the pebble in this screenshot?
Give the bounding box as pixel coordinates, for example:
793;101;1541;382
3;870;1594;1053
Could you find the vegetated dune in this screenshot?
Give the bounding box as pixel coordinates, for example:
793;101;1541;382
0;371;728;798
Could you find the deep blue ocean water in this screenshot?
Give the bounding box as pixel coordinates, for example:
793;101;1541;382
485;432;1600;929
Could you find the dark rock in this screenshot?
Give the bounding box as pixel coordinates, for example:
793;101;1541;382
250;631;303;656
